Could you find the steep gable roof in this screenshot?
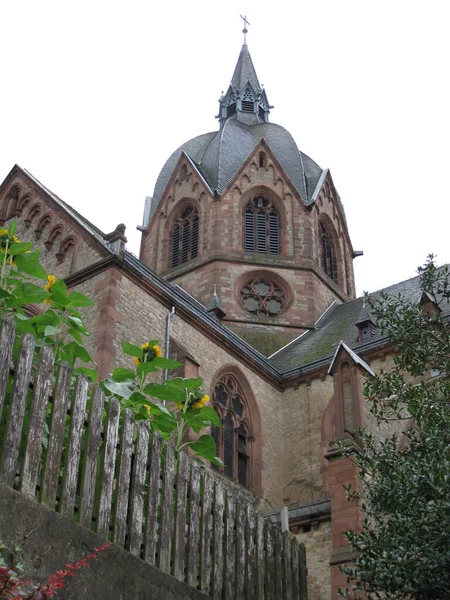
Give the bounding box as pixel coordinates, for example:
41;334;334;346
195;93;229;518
270;270;450;376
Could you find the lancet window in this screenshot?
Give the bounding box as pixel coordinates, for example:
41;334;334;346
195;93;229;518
171;204;199;268
320;222;337;282
211;375;251;487
244;196;279;254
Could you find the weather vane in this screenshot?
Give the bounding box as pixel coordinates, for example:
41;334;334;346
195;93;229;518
240;14;250;44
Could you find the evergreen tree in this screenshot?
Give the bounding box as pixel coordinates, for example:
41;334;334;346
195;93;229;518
341;258;450;599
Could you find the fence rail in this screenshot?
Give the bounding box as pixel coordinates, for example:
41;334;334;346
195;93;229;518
0;319;307;599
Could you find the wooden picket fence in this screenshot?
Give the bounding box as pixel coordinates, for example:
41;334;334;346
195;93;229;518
0;319;308;599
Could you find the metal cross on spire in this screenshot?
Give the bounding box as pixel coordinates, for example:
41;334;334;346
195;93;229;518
240;14;250;44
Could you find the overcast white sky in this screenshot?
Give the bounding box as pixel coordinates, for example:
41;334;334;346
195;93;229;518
1;1;449;296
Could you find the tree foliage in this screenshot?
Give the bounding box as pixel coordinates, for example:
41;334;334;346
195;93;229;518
340;258;450;599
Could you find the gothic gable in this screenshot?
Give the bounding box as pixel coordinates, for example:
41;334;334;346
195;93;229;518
0;165;110;278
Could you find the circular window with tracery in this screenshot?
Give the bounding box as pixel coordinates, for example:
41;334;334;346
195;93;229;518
239;278;285;317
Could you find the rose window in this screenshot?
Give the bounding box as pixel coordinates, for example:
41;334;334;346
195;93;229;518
240;278;285;317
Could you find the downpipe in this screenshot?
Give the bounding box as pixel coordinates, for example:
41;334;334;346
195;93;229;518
164;306;176;382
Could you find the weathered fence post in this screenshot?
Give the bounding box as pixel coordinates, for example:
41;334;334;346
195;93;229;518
143;432;162;565
20;346;55;498
0;333;35;487
299;542;308;599
41;362;72;508
97;397;120;537
0;318;15;419
224;492;236;600
60;374;89;519
128;420;149;555
186;464;201;588
80;386;105;527
212;481;225;600
113;408;134;547
200;471;213;594
173;450;189;581
159;442;175;573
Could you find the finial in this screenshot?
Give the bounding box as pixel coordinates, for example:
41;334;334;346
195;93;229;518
240;14;250;45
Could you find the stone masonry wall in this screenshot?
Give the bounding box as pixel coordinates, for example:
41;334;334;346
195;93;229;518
281;375;334;505
140;149;355;356
294;520;332;600
106;271;287;510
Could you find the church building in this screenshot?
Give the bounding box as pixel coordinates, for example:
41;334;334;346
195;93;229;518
0;33;429;599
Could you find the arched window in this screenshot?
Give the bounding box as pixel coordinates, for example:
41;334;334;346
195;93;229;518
320;221;337;282
171;204;199;268
211;375;251;487
258;152;266;169
244;196;279;254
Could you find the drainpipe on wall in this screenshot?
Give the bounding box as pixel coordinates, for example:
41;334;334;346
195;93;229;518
164;307;176;382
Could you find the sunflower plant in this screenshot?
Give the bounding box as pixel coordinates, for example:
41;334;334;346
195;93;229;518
0;219;97;380
103;340;223;466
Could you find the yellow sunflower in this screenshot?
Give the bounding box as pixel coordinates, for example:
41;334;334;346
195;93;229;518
192;394;210;410
44;275;56;304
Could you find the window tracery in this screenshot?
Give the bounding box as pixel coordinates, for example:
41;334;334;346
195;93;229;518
320;221;337;282
171;204;199;268
240;277;285;317
244;196;279;254
211;375;251;487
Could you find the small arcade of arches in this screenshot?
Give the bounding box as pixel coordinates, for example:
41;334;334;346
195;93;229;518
244;195;279;254
170;203;199;268
210;368;262;495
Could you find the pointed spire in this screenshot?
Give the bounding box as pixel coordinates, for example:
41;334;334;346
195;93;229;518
231;39;261;93
217;22;272;126
207;285;226;322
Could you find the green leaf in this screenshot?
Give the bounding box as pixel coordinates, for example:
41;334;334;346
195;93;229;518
21;282;50;304
67;290;94;307
150;357;183;370
187;435;223;466
49;279;70;305
143;382;185;401
9;242;33;255
68;316;88;334
136;362;158;377
147;401;172;416
129;391;147;404
112;367;136;382
31;311;59;327
73;344;93;363
103;377;135;399
180;410;206;434
167;377;203;390
73;367;98;382
14;316;35;336
181;407;221;433
197;405;222;428
14;252;47;279
150;410;177;435
121;340;143;359
67;326;83;344
44;325;62;337
7;219;17;238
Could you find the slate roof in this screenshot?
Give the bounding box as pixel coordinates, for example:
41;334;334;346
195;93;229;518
147;120;324;222
146;43;329;224
270;271;450;376
231;42;261;92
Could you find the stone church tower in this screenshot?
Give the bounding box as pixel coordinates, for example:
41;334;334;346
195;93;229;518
139;40;357;355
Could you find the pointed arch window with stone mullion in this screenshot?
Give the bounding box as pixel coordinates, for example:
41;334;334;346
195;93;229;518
244;196;279;254
320;222;337;282
211;376;251;487
171;205;199;268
